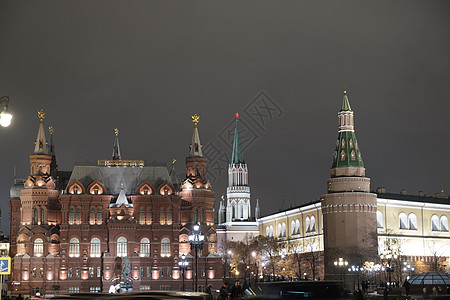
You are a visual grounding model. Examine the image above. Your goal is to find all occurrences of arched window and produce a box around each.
[117,237,127,257]
[266,226,270,237]
[34,208,39,224]
[278,223,282,237]
[160,208,165,225]
[431,215,439,231]
[90,238,101,257]
[295,219,300,234]
[140,238,150,257]
[69,207,74,224]
[161,238,170,257]
[69,238,80,257]
[40,208,45,224]
[270,225,274,237]
[408,213,417,230]
[291,220,296,235]
[34,238,44,257]
[282,222,286,237]
[311,216,316,232]
[399,213,407,229]
[305,217,311,233]
[377,211,384,229]
[440,216,448,232]
[168,208,173,224]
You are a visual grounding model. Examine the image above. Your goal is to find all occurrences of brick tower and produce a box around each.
[321,91,378,275]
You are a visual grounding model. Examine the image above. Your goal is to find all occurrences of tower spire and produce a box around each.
[112,128,121,160]
[34,109,48,154]
[331,90,364,172]
[231,112,244,164]
[189,114,203,157]
[48,125,58,178]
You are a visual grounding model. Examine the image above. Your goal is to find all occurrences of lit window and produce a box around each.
[76,208,81,224]
[160,208,165,225]
[278,223,282,237]
[341,151,345,161]
[341,139,345,148]
[440,216,448,232]
[168,208,173,224]
[161,238,170,257]
[377,211,383,229]
[146,208,151,224]
[282,222,286,237]
[351,150,355,160]
[34,238,44,257]
[140,238,150,257]
[140,208,145,224]
[34,208,39,225]
[399,213,407,229]
[349,139,353,148]
[305,217,311,233]
[97,208,102,224]
[117,237,127,257]
[408,213,417,230]
[90,208,95,224]
[90,237,101,257]
[295,219,300,234]
[291,220,296,235]
[310,216,316,232]
[431,215,439,231]
[69,238,80,257]
[69,207,74,224]
[266,226,270,237]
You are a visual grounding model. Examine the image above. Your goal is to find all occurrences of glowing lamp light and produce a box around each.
[0,96,12,127]
[193,223,200,231]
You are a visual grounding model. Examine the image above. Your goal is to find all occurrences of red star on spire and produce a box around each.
[235,112,239,119]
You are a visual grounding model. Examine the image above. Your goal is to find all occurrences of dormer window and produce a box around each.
[341,151,345,160]
[349,139,353,148]
[351,150,355,160]
[341,139,345,148]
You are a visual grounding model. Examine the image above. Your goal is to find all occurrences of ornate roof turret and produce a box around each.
[331,91,364,170]
[34,109,48,154]
[48,126,58,178]
[111,182,133,208]
[112,128,121,160]
[255,199,260,220]
[48,126,56,156]
[231,112,245,164]
[189,114,203,157]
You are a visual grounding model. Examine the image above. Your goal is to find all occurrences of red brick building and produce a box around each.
[9,112,221,297]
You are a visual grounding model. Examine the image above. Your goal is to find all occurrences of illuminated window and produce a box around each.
[97,208,102,224]
[351,150,355,160]
[76,208,81,224]
[160,208,165,225]
[305,216,311,233]
[266,226,270,237]
[40,208,45,225]
[349,139,353,148]
[341,139,345,148]
[282,222,286,237]
[34,208,39,225]
[431,215,439,231]
[440,216,448,232]
[341,151,345,161]
[291,220,296,235]
[161,238,170,257]
[34,238,44,257]
[90,208,95,224]
[117,237,127,257]
[69,238,80,257]
[399,213,407,229]
[168,208,173,224]
[140,208,145,224]
[90,238,101,257]
[140,238,150,257]
[408,213,417,230]
[377,211,383,229]
[295,219,300,234]
[278,223,282,237]
[310,216,316,232]
[69,207,74,224]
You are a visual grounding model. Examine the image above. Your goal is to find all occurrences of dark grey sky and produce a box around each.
[1,1,449,232]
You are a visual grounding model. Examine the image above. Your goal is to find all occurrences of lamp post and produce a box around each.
[188,223,204,292]
[252,251,258,285]
[178,254,189,291]
[380,249,398,287]
[348,265,364,290]
[402,262,414,281]
[0,96,13,127]
[334,258,348,290]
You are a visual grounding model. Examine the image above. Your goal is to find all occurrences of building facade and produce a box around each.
[9,112,221,297]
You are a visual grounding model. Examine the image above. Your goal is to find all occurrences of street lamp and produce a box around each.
[380,249,398,286]
[402,262,414,280]
[334,258,348,290]
[0,96,13,127]
[348,265,364,290]
[252,251,258,284]
[188,223,204,292]
[178,254,189,291]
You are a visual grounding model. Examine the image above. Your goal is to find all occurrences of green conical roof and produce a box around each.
[331,131,364,169]
[231,120,245,164]
[340,91,352,111]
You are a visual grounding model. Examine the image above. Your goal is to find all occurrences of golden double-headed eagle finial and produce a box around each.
[192,114,200,127]
[172,158,176,165]
[49,126,54,135]
[38,109,45,123]
[114,128,119,136]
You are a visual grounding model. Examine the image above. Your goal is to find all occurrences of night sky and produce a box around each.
[0,1,449,232]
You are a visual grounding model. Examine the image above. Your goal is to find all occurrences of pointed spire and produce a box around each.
[48,126,56,156]
[112,128,121,160]
[255,199,260,220]
[231,112,245,164]
[332,91,364,169]
[189,114,203,156]
[34,109,48,154]
[112,182,132,207]
[341,90,352,111]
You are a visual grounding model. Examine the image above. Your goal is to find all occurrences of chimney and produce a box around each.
[401,189,407,195]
